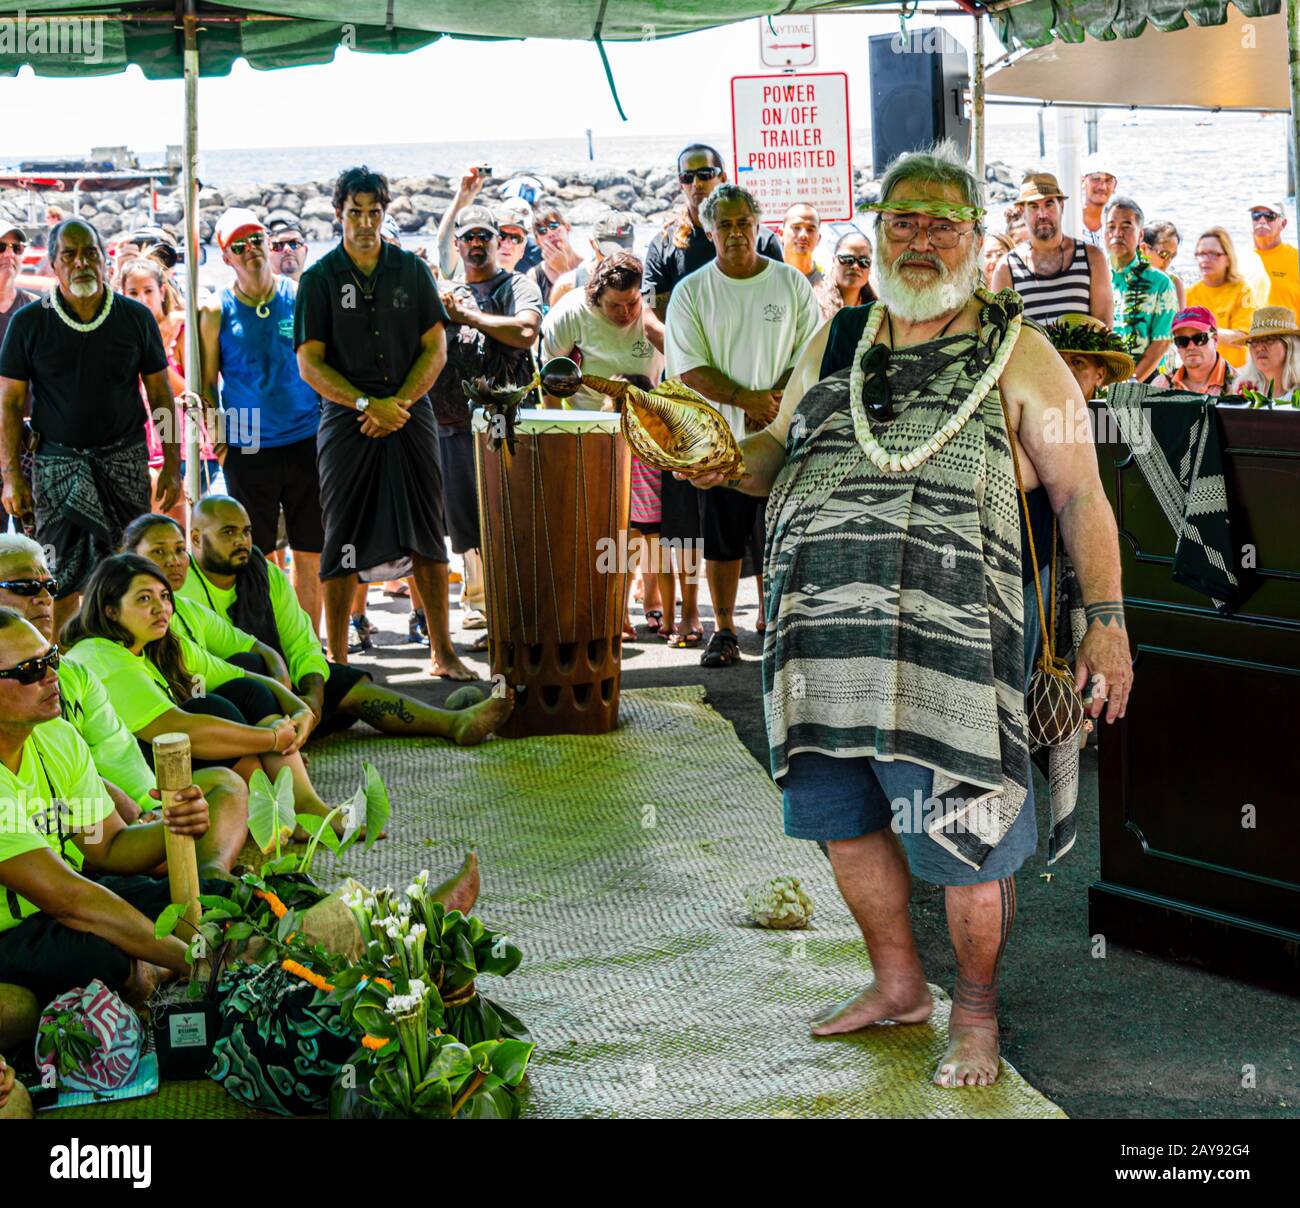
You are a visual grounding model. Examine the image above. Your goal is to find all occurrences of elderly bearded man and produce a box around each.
[689,144,1133,1087]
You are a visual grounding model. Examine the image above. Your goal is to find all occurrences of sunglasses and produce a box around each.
[0,577,58,597]
[458,229,495,244]
[836,254,872,269]
[271,238,304,252]
[536,220,565,233]
[1174,332,1211,348]
[0,645,60,685]
[498,230,526,245]
[0,240,26,255]
[1251,210,1280,223]
[228,233,265,255]
[859,344,893,421]
[678,167,722,185]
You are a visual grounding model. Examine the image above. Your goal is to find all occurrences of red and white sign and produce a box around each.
[731,73,852,223]
[758,15,817,68]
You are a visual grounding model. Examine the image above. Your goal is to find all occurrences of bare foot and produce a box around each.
[430,851,480,914]
[810,980,933,1035]
[934,1017,1000,1088]
[450,689,514,746]
[432,653,478,681]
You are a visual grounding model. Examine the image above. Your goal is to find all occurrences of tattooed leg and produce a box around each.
[935,876,1017,1088]
[339,681,512,745]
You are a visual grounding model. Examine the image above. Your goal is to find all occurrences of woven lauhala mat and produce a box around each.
[301,684,1066,1120]
[42,1078,276,1120]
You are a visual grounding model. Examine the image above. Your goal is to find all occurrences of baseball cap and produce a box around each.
[267,216,305,239]
[1250,201,1286,219]
[592,211,636,255]
[493,197,533,234]
[0,219,25,241]
[454,205,499,238]
[1172,306,1217,334]
[1017,171,1066,204]
[215,207,265,252]
[1081,153,1116,180]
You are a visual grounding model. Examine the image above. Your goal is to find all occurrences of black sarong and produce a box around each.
[316,396,447,579]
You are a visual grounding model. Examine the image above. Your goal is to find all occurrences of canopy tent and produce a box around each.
[989,0,1282,49]
[986,8,1288,109]
[0,0,865,76]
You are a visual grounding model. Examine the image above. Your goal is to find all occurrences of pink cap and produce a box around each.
[1172,306,1216,334]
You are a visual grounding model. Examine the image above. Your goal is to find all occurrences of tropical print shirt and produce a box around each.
[1111,255,1178,360]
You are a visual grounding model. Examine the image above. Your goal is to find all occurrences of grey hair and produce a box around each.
[875,140,986,237]
[1237,334,1300,396]
[49,217,106,258]
[0,534,47,569]
[1104,195,1145,226]
[700,185,762,233]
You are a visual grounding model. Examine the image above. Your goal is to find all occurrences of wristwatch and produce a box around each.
[355,397,370,413]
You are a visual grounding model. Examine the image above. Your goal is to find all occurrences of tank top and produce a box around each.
[1005,238,1093,325]
[218,277,322,450]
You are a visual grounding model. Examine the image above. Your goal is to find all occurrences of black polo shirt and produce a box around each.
[0,289,165,448]
[642,222,785,313]
[293,240,448,401]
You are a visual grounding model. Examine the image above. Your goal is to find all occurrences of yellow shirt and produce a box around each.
[1185,279,1255,368]
[1247,242,1300,318]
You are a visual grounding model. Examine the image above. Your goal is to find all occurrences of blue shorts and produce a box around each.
[780,566,1047,886]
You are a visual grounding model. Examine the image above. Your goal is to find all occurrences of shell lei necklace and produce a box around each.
[848,288,1023,473]
[50,286,112,333]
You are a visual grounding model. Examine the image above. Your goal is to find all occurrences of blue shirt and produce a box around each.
[218,276,321,449]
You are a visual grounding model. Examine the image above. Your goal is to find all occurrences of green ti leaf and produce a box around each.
[154,901,185,939]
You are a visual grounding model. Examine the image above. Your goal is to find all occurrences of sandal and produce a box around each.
[700,629,740,667]
[669,627,704,648]
[469,632,491,653]
[643,609,664,635]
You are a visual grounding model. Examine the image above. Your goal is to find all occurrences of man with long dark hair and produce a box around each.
[294,166,472,680]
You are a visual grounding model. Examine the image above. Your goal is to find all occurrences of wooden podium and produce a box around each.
[1089,402,1300,994]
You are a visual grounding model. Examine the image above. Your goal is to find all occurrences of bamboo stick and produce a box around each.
[153,733,200,933]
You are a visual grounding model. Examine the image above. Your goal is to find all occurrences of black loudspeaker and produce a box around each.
[869,28,970,177]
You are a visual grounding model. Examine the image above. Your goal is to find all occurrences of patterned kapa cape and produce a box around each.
[763,288,1085,869]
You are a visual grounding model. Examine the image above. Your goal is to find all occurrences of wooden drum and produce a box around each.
[473,408,631,738]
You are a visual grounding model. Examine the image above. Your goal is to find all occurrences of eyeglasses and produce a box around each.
[836,253,872,269]
[678,167,722,185]
[1251,210,1280,223]
[270,238,304,252]
[498,230,526,245]
[1194,250,1226,261]
[1174,332,1212,348]
[0,645,60,685]
[536,220,565,232]
[0,240,26,255]
[0,577,58,597]
[458,229,494,244]
[228,234,265,255]
[880,215,969,250]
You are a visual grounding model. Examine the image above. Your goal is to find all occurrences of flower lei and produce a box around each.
[847,288,1022,474]
[49,286,112,334]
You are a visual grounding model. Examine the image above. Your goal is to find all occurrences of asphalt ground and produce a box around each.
[352,573,1299,1122]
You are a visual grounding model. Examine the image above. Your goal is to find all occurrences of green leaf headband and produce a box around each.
[861,197,986,222]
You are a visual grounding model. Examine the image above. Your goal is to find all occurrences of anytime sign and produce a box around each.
[731,73,852,223]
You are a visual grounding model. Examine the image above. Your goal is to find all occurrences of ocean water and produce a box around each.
[188,111,1292,289]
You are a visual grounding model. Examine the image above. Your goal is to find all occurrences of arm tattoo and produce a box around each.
[1085,599,1126,630]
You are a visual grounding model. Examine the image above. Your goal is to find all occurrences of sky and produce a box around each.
[0,11,1023,157]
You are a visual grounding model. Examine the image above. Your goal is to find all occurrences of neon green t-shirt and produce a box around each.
[171,594,257,660]
[178,559,329,687]
[64,636,244,735]
[58,658,157,809]
[0,718,116,932]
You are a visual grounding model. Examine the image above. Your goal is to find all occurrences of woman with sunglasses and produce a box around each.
[1140,221,1185,311]
[1234,306,1300,401]
[1151,307,1236,395]
[1184,227,1254,369]
[525,203,582,312]
[817,230,876,321]
[62,554,354,838]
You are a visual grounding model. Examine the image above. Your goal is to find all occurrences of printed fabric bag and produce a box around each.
[36,978,142,1092]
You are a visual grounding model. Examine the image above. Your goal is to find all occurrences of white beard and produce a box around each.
[68,276,99,298]
[875,244,981,323]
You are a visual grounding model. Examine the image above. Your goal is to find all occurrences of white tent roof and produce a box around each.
[986,10,1287,111]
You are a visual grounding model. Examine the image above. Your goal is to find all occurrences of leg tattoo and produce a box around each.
[354,696,418,728]
[951,877,1016,1020]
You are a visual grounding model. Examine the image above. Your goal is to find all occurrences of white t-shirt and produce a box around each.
[664,258,822,440]
[540,289,659,407]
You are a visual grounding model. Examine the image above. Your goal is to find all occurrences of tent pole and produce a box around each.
[972,11,985,181]
[1290,0,1300,203]
[181,2,201,532]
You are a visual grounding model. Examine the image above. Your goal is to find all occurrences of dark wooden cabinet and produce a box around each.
[1089,403,1300,993]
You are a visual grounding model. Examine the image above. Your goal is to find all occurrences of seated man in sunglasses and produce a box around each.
[0,608,235,1007]
[1151,307,1236,395]
[686,143,1132,1091]
[0,533,249,850]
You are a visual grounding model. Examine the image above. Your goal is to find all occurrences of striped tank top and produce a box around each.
[1005,238,1093,324]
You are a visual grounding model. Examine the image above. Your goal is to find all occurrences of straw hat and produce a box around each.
[1042,313,1135,386]
[1243,306,1300,342]
[1017,171,1067,204]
